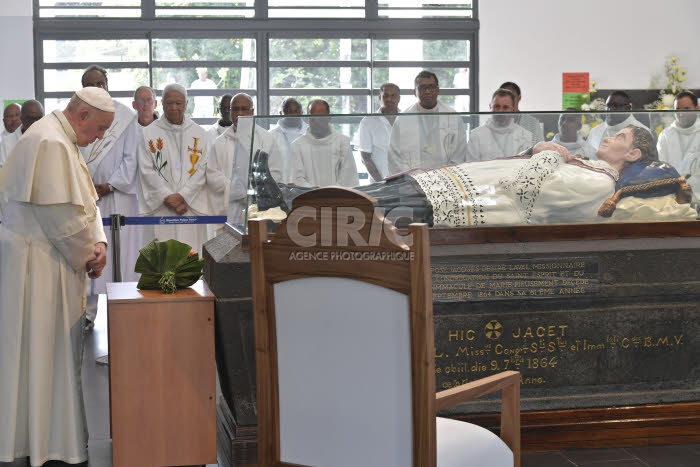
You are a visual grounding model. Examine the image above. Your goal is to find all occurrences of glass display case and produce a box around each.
[221,110,700,236]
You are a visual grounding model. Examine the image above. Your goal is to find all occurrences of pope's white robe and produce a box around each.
[586,115,650,150]
[467,119,533,161]
[388,101,467,175]
[81,101,143,295]
[207,118,281,227]
[290,127,359,188]
[0,110,107,466]
[270,119,308,183]
[0,127,22,169]
[137,116,211,253]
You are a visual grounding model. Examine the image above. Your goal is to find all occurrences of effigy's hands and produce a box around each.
[533,141,578,162]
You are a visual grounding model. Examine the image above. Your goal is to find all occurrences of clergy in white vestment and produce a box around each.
[0,100,44,169]
[290,99,359,188]
[270,97,308,183]
[137,83,212,254]
[656,90,700,194]
[586,91,650,150]
[0,87,113,466]
[207,93,233,141]
[387,71,467,175]
[550,111,598,161]
[499,81,546,146]
[80,66,144,302]
[467,88,533,162]
[207,92,281,227]
[0,102,21,143]
[356,82,400,182]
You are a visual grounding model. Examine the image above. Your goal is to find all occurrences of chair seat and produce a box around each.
[436,416,513,467]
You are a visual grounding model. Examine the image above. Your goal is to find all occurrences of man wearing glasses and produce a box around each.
[586,90,649,150]
[387,70,467,175]
[207,92,281,225]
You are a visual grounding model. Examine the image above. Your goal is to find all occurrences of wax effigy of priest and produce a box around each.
[247,126,696,227]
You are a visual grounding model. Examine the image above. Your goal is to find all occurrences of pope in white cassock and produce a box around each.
[290,99,358,188]
[137,83,212,253]
[0,87,114,466]
[207,92,281,227]
[656,91,700,195]
[80,66,143,299]
[387,71,467,175]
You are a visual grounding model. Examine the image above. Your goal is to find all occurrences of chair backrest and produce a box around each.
[249,187,436,467]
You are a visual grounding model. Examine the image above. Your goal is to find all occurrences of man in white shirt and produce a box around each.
[468,88,533,161]
[657,90,700,192]
[387,70,467,175]
[190,68,217,118]
[207,92,280,226]
[270,97,308,183]
[0,103,20,141]
[0,100,44,168]
[586,91,649,149]
[290,99,358,188]
[137,83,212,253]
[79,65,143,307]
[207,93,233,140]
[357,82,400,182]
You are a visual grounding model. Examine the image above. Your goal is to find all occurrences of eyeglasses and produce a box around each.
[606,102,630,110]
[416,84,438,92]
[231,106,253,111]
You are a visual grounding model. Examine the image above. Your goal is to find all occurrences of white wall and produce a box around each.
[0,2,34,105]
[479,0,700,111]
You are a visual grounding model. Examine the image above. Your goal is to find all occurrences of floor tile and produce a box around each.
[562,448,636,465]
[522,450,574,467]
[625,444,700,467]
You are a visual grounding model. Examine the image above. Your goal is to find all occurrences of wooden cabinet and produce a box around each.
[106,281,216,467]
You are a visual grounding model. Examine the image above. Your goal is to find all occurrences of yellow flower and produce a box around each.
[581,115,587,124]
[671,56,677,62]
[680,76,686,82]
[655,124,664,137]
[590,121,600,129]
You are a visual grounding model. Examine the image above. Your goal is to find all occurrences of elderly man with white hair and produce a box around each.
[137,83,212,253]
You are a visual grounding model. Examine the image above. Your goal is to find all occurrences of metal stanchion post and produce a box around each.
[97,214,124,366]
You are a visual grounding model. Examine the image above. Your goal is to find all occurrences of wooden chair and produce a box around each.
[249,187,520,467]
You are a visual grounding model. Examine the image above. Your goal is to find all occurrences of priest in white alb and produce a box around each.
[137,83,212,253]
[290,99,358,188]
[0,87,114,466]
[207,92,281,227]
[387,70,467,175]
[80,65,144,304]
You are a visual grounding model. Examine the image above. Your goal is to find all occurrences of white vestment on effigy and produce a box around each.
[411,150,619,226]
[388,101,467,175]
[137,116,211,253]
[290,127,359,188]
[0,110,108,466]
[207,118,281,226]
[467,119,533,162]
[81,100,143,293]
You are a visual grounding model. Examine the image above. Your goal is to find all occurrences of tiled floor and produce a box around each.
[2,295,698,467]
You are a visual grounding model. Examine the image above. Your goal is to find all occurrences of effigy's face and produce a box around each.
[597,127,634,165]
